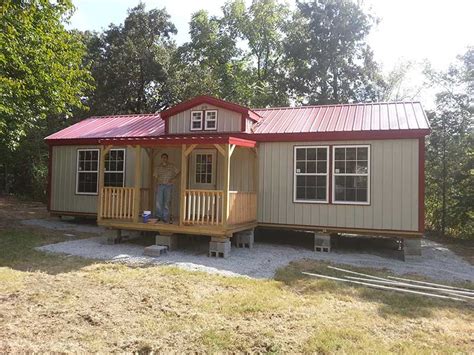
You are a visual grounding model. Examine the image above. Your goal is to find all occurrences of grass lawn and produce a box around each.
[0,197,473,353]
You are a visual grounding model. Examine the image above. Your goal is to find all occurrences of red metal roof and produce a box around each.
[45,101,430,144]
[45,113,163,141]
[251,102,429,134]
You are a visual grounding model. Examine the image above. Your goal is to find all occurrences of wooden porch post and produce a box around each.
[97,145,112,222]
[223,144,231,226]
[133,145,142,223]
[179,144,187,226]
[148,148,155,212]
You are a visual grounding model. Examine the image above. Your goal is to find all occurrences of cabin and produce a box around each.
[45,96,430,258]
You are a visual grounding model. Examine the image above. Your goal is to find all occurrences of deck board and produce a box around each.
[98,219,257,237]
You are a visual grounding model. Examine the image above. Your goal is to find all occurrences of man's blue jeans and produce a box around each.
[156,184,172,222]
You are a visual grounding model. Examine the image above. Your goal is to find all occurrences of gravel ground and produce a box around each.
[35,225,474,282]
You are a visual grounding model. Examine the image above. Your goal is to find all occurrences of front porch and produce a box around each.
[96,137,258,239]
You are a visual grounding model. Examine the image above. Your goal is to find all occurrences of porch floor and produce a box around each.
[98,219,257,238]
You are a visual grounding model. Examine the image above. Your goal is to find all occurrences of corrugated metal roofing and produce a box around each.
[252,102,429,134]
[45,113,163,140]
[45,101,430,142]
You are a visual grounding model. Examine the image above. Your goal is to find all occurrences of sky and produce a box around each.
[67,0,473,105]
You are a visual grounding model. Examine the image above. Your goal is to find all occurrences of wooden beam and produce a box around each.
[96,146,107,222]
[223,144,231,226]
[149,148,155,213]
[214,144,226,157]
[179,144,187,226]
[229,144,236,158]
[133,145,142,223]
[103,145,113,155]
[184,144,197,157]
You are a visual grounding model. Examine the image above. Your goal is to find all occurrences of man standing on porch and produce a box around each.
[153,153,180,223]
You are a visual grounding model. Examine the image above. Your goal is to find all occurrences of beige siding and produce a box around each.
[257,139,419,232]
[51,145,162,214]
[51,145,254,216]
[168,104,242,134]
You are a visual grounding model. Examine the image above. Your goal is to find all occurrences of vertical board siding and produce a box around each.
[257,139,419,232]
[168,104,242,134]
[51,145,169,215]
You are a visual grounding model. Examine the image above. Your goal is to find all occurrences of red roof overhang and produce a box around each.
[160,95,262,122]
[96,135,257,148]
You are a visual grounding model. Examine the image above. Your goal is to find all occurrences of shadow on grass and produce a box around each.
[275,259,472,319]
[0,227,97,275]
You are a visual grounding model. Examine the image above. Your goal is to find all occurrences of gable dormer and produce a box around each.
[160,96,261,135]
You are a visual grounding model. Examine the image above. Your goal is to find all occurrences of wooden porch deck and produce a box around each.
[99,219,258,238]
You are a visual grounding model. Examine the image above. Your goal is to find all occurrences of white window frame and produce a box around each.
[332,145,371,205]
[76,148,99,195]
[193,150,216,186]
[293,145,330,204]
[204,110,218,131]
[190,110,203,131]
[104,148,126,187]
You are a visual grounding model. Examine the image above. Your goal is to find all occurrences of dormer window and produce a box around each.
[190,110,218,131]
[205,110,217,130]
[190,111,203,130]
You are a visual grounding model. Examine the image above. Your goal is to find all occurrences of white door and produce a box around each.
[189,149,217,190]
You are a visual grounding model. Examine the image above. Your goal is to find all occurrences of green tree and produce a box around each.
[0,0,93,196]
[168,10,254,105]
[86,3,176,115]
[0,0,92,150]
[222,0,290,107]
[425,48,473,239]
[284,0,383,104]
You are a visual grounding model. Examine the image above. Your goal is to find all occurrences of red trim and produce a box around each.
[233,129,430,142]
[47,145,53,212]
[46,129,430,147]
[418,137,425,233]
[160,95,261,121]
[46,138,101,146]
[241,113,246,132]
[97,135,257,148]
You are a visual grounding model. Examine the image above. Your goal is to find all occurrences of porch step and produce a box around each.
[144,245,168,257]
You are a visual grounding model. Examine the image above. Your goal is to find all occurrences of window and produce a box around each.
[190,111,203,130]
[333,145,370,204]
[104,149,125,187]
[294,146,329,203]
[76,149,99,194]
[195,153,214,184]
[204,110,217,130]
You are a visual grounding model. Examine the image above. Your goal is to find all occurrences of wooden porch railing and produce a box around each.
[99,187,150,220]
[228,191,257,225]
[183,189,224,225]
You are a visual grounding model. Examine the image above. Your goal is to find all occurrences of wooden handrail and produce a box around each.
[183,189,224,225]
[100,187,135,219]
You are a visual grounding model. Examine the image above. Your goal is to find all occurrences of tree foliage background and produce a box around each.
[0,0,472,238]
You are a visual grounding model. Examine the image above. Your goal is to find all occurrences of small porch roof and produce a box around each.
[98,134,257,148]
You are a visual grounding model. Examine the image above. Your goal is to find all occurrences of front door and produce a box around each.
[189,149,217,190]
